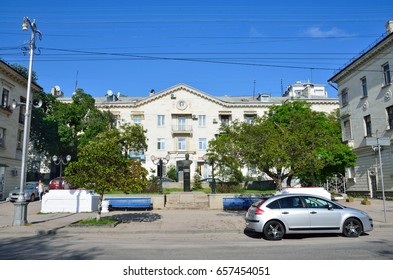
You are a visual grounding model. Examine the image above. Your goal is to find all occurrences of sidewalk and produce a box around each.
[0,198,392,236]
[0,200,246,235]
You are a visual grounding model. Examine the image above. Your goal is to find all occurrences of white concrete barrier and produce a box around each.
[41,189,99,213]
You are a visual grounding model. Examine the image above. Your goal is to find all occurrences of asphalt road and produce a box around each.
[1,223,392,260]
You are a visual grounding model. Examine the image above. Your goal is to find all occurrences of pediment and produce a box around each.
[140,83,224,106]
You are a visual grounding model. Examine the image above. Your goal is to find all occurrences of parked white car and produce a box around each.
[278,187,332,200]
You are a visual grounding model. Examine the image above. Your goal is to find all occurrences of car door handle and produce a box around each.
[310,211,317,214]
[282,211,289,214]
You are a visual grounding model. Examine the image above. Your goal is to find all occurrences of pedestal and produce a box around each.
[12,200,29,226]
[101,200,110,213]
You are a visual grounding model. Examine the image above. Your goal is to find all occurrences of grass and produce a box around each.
[76,217,118,225]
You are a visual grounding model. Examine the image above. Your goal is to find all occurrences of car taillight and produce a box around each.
[255,207,264,215]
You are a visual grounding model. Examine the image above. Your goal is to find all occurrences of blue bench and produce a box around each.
[223,197,261,210]
[104,197,152,210]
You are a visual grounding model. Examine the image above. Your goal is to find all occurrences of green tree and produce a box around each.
[31,88,115,160]
[209,100,356,191]
[65,124,148,220]
[11,63,38,82]
[207,126,244,183]
[166,164,177,181]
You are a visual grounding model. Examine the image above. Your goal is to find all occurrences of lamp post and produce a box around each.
[203,154,216,194]
[52,155,71,188]
[12,17,42,226]
[151,154,170,195]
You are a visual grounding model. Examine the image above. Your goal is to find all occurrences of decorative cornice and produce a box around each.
[0,60,42,92]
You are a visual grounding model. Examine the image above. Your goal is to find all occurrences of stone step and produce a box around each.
[165,192,209,209]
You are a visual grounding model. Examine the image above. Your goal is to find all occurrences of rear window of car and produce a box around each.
[266,200,280,209]
[251,197,270,207]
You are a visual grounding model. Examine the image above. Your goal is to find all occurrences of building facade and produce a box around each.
[329,21,393,198]
[0,60,42,200]
[87,83,339,181]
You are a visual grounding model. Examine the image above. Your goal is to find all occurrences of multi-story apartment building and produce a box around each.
[88,83,338,180]
[0,60,42,200]
[329,21,393,198]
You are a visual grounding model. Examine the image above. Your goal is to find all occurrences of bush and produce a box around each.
[166,164,177,181]
[193,173,203,191]
[216,182,244,193]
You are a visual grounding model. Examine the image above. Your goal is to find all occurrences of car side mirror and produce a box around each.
[327,203,333,210]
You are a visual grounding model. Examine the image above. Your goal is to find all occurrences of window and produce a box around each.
[113,115,121,128]
[220,115,230,125]
[278,196,304,209]
[198,138,207,150]
[364,115,372,137]
[198,115,206,127]
[1,88,9,109]
[343,120,352,141]
[157,115,165,127]
[177,116,186,130]
[244,114,256,124]
[178,137,186,151]
[387,106,393,129]
[17,130,23,150]
[0,128,5,147]
[383,63,391,85]
[361,77,368,97]
[157,138,165,150]
[133,115,142,124]
[18,96,26,124]
[341,89,348,106]
[128,150,145,162]
[303,196,341,209]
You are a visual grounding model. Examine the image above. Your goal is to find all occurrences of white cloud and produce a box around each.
[304,27,350,38]
[249,27,264,37]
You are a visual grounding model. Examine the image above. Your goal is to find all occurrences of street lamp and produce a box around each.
[151,154,170,195]
[13,17,42,226]
[203,154,217,194]
[52,155,71,188]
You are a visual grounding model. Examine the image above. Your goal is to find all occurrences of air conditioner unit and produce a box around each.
[213,118,217,123]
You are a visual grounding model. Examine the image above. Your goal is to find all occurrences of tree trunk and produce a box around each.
[287,173,293,187]
[96,194,103,221]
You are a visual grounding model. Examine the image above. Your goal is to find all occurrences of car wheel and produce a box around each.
[30,194,35,202]
[263,220,285,241]
[343,218,362,237]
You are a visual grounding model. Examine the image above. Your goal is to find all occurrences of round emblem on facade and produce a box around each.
[177,100,187,110]
[385,90,392,101]
[362,100,369,110]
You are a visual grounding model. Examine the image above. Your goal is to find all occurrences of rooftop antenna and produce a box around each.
[281,79,283,96]
[253,80,256,99]
[75,70,79,92]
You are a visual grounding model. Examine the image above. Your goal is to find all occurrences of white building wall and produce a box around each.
[94,84,339,181]
[0,61,42,200]
[329,24,393,197]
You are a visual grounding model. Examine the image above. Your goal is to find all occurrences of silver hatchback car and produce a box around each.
[245,193,373,240]
[8,181,39,202]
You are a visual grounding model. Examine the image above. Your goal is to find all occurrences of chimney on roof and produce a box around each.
[386,20,393,35]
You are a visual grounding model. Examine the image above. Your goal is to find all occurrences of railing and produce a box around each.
[172,125,193,133]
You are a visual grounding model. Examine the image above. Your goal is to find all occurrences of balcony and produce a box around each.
[340,106,351,118]
[172,125,193,136]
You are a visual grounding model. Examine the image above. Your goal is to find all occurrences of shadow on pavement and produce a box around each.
[110,212,162,223]
[0,234,100,260]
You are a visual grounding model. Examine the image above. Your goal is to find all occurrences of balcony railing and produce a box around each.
[172,125,193,134]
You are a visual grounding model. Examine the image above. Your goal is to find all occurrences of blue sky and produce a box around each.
[1,0,393,98]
